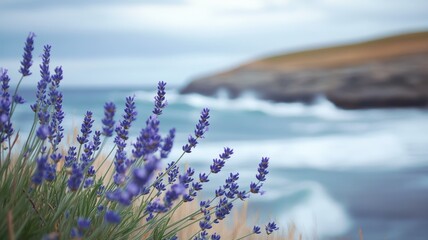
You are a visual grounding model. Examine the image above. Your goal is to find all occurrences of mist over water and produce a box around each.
[14,86,428,239]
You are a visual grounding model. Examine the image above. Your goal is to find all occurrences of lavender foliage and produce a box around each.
[0,34,280,240]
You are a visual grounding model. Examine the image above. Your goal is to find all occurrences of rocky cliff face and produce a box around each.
[180,32,428,109]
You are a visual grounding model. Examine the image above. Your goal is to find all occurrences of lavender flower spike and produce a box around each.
[31,155,48,185]
[265,221,279,235]
[160,128,175,159]
[19,32,35,76]
[1,68,10,98]
[182,108,210,153]
[153,81,167,115]
[105,210,121,224]
[115,96,136,141]
[77,111,94,144]
[102,102,116,137]
[68,163,84,191]
[51,66,63,87]
[256,157,269,182]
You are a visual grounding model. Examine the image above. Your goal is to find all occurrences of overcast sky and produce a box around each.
[1,0,428,87]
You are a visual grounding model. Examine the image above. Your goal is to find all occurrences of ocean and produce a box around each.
[13,86,428,239]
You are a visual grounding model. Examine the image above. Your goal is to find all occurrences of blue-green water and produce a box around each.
[14,86,428,239]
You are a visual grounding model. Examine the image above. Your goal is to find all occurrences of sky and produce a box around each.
[1,0,428,87]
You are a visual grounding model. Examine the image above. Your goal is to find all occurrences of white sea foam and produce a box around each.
[276,181,351,238]
[177,131,426,170]
[134,90,355,120]
[182,92,355,120]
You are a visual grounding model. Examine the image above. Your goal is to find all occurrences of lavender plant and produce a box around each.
[0,33,280,240]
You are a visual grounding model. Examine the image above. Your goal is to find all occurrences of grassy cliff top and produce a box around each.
[240,31,428,72]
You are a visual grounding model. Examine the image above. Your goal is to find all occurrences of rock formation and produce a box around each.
[180,31,428,109]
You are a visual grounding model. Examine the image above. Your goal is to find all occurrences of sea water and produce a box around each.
[13,86,428,239]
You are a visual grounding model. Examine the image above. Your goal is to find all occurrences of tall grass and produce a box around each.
[0,33,281,239]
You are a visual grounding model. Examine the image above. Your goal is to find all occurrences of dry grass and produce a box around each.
[231,31,428,72]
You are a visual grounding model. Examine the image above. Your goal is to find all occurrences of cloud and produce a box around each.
[1,0,428,86]
[0,1,323,35]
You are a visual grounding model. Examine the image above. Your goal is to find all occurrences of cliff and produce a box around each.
[180,31,428,109]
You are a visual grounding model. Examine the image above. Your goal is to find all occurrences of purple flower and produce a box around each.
[49,153,61,164]
[97,186,105,196]
[164,183,185,208]
[253,225,261,234]
[113,172,126,186]
[166,161,179,184]
[109,155,159,205]
[13,95,25,104]
[19,32,35,76]
[256,157,269,182]
[180,168,196,202]
[87,166,95,177]
[64,146,77,167]
[36,124,51,140]
[237,190,249,201]
[102,102,116,137]
[83,177,94,188]
[40,45,51,83]
[132,155,158,187]
[51,66,63,86]
[132,114,161,159]
[48,67,64,147]
[195,108,210,137]
[77,217,91,229]
[215,197,233,220]
[68,163,84,191]
[94,131,102,150]
[44,163,57,182]
[223,173,239,199]
[97,205,104,212]
[0,71,12,143]
[199,173,209,183]
[70,228,81,238]
[265,221,279,235]
[211,233,221,240]
[34,45,51,112]
[250,182,262,194]
[219,147,233,159]
[192,182,203,191]
[200,200,210,209]
[154,176,166,193]
[77,111,94,144]
[125,182,140,196]
[1,68,10,98]
[194,231,209,240]
[182,135,197,153]
[182,108,210,153]
[210,147,233,174]
[199,201,212,233]
[215,187,225,197]
[115,96,137,141]
[153,81,167,115]
[145,198,167,218]
[179,167,194,189]
[105,210,121,224]
[31,155,48,185]
[160,128,175,159]
[199,215,212,230]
